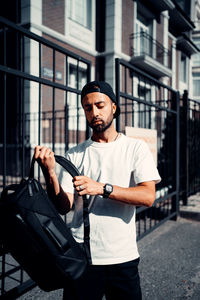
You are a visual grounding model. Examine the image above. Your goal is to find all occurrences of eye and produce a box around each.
[97,103,105,109]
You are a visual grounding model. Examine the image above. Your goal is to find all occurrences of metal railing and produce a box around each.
[0,16,91,298]
[115,58,179,240]
[130,31,172,69]
[180,91,200,204]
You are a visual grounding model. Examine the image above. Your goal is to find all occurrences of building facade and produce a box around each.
[1,0,199,149]
[18,0,199,91]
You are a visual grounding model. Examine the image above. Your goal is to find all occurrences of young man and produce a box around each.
[34,81,161,300]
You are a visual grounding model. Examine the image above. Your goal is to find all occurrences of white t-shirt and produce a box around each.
[60,134,161,265]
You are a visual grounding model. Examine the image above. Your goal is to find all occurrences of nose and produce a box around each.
[92,105,99,118]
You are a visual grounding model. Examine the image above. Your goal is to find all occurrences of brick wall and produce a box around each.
[156,15,163,44]
[122,0,134,56]
[40,33,95,144]
[42,0,65,35]
[156,15,164,64]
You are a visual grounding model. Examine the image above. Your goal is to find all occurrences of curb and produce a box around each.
[179,210,200,222]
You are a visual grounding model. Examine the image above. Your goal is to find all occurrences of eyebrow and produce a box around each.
[83,101,105,107]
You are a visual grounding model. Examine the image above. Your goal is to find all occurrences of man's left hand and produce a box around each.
[73,176,104,196]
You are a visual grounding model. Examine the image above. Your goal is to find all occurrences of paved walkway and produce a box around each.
[18,193,200,300]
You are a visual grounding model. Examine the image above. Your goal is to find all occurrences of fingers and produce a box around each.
[34,146,54,160]
[73,176,85,186]
[34,145,42,159]
[73,176,102,196]
[73,176,85,193]
[34,146,55,173]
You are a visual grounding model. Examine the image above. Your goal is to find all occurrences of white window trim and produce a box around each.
[65,0,96,52]
[192,73,200,99]
[134,2,155,59]
[168,32,176,89]
[179,53,188,93]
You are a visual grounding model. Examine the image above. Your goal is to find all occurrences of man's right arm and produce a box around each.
[34,146,73,215]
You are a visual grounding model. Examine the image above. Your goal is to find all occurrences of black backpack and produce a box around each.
[0,155,91,292]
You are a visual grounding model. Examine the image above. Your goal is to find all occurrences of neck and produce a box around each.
[92,125,118,143]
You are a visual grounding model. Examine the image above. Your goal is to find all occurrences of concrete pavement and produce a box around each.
[18,193,200,300]
[138,217,200,300]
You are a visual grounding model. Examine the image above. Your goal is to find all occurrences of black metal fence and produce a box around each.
[180,91,200,204]
[0,16,91,298]
[115,58,180,239]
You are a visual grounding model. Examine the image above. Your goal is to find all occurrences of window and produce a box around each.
[180,53,187,83]
[192,39,200,67]
[68,64,87,90]
[135,12,153,57]
[193,73,200,97]
[68,0,92,29]
[67,60,87,132]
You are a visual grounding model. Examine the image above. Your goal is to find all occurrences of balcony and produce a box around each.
[169,1,195,37]
[176,34,199,58]
[136,0,175,22]
[130,31,172,78]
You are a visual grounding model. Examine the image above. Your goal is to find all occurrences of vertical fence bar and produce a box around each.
[38,42,42,147]
[37,42,42,180]
[115,58,120,132]
[2,24,7,296]
[174,91,180,219]
[76,60,80,145]
[86,62,91,139]
[52,49,56,152]
[3,27,7,189]
[21,77,25,178]
[182,90,189,205]
[125,66,127,126]
[21,33,25,178]
[65,56,69,151]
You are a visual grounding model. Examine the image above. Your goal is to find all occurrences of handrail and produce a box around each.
[130,31,172,67]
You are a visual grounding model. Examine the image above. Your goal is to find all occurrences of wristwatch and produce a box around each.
[103,183,113,198]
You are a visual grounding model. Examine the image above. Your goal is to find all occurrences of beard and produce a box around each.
[88,117,113,133]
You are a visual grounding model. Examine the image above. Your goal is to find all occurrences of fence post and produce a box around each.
[171,91,180,220]
[115,58,120,132]
[182,90,189,205]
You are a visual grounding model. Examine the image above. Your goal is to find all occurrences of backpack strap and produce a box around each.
[54,155,91,263]
[29,155,91,264]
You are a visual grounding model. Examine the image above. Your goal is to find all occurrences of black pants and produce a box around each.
[63,258,142,300]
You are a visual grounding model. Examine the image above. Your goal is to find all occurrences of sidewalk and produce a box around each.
[19,194,200,300]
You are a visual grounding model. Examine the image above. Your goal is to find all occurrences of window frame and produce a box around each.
[65,0,95,52]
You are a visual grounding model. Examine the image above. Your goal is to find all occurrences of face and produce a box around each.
[82,92,117,133]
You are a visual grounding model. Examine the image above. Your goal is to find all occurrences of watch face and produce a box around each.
[104,184,113,198]
[106,185,113,193]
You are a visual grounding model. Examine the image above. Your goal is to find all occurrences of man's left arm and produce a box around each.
[108,181,155,207]
[73,176,156,207]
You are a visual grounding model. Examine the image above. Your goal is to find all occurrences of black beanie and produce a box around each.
[81,81,120,118]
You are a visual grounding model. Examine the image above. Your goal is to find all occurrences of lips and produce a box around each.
[92,119,103,125]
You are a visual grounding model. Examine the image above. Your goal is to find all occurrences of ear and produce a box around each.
[112,103,117,115]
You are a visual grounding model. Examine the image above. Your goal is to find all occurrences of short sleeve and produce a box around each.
[133,140,161,185]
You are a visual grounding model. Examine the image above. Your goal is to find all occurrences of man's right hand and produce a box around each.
[34,146,73,214]
[34,146,56,177]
